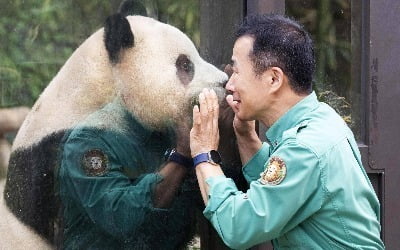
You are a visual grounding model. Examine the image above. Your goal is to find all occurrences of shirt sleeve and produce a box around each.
[242,142,271,183]
[203,140,324,250]
[59,128,165,240]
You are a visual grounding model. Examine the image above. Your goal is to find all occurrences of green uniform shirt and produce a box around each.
[204,92,384,250]
[59,100,196,249]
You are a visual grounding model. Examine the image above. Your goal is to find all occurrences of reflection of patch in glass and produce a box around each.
[259,156,286,185]
[82,149,109,176]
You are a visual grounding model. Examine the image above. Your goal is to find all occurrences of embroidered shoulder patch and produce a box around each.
[259,156,286,185]
[82,149,109,176]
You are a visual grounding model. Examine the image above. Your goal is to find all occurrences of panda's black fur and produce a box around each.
[104,13,135,64]
[5,131,65,244]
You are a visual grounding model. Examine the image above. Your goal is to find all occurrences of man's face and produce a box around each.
[225,36,270,121]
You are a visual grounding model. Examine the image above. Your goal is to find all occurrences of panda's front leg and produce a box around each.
[153,117,192,208]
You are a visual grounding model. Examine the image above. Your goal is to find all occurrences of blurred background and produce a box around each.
[0,0,357,184]
[0,0,354,130]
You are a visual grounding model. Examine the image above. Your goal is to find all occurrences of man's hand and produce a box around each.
[190,88,224,205]
[190,89,220,157]
[226,94,257,137]
[226,94,262,165]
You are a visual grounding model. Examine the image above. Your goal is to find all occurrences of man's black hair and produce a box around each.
[235,14,315,94]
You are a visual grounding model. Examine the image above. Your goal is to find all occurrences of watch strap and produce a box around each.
[166,148,193,168]
[192,153,210,167]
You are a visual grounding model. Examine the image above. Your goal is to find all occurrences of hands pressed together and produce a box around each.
[188,88,262,204]
[190,88,262,170]
[190,88,258,157]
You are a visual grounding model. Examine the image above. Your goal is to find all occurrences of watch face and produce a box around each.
[209,150,222,164]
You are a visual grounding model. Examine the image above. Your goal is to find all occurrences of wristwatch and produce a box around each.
[193,150,222,167]
[164,148,193,168]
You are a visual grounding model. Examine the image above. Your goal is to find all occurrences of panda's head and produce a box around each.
[104,14,228,129]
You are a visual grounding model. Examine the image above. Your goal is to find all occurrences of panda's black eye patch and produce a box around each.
[176,54,194,85]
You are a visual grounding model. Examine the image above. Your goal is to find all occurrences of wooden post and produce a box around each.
[199,1,244,249]
[0,136,11,178]
[0,107,30,178]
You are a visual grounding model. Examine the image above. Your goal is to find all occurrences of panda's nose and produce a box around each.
[222,79,228,88]
[222,63,233,88]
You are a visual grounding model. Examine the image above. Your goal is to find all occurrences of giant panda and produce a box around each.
[1,12,230,249]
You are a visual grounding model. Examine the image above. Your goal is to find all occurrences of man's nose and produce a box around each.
[224,76,234,91]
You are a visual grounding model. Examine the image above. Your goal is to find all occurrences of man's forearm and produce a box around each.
[195,162,225,204]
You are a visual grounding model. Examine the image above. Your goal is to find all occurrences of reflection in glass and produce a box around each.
[1,1,202,249]
[286,0,361,140]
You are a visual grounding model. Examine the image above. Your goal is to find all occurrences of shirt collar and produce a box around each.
[265,91,319,146]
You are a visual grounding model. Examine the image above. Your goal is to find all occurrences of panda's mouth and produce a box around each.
[189,87,226,108]
[190,96,200,108]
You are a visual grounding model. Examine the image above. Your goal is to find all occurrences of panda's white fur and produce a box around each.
[116,17,227,129]
[12,29,113,150]
[12,15,226,150]
[3,15,227,247]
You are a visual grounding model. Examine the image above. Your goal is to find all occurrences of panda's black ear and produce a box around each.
[118,0,147,17]
[104,13,134,64]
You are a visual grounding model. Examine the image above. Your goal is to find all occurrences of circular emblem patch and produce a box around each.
[82,149,109,176]
[259,156,286,185]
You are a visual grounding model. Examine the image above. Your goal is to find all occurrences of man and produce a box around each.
[190,14,384,249]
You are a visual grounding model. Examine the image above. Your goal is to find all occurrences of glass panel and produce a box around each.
[286,0,361,140]
[1,0,201,249]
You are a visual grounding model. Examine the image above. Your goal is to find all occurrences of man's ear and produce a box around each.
[263,67,284,92]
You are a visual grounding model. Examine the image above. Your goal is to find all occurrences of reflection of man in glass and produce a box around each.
[59,100,196,249]
[190,14,384,249]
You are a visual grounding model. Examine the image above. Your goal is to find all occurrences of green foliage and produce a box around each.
[0,0,199,108]
[318,89,354,129]
[131,0,200,47]
[0,1,121,108]
[156,0,200,47]
[286,0,351,95]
